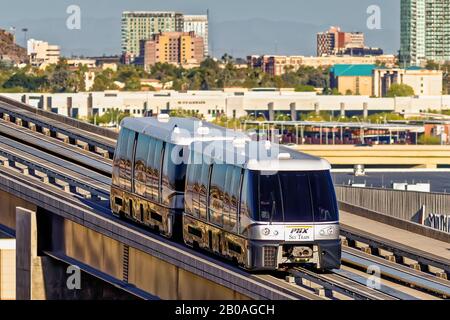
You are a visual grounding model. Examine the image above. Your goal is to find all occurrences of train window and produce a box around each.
[162,143,187,206]
[185,164,194,215]
[229,167,241,230]
[240,170,258,221]
[222,166,233,228]
[258,173,284,222]
[223,166,240,232]
[119,129,135,191]
[278,172,313,222]
[134,134,150,196]
[185,164,200,217]
[145,137,162,201]
[112,128,128,186]
[251,171,337,223]
[309,172,338,222]
[209,164,226,226]
[199,163,210,220]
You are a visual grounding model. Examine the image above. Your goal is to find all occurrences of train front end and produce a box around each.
[241,157,341,271]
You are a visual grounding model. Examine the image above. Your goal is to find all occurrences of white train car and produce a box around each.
[111,116,341,271]
[183,139,341,271]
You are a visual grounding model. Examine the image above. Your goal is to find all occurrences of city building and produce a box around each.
[183,15,209,56]
[27,39,60,69]
[121,11,209,62]
[329,64,444,97]
[330,64,376,96]
[121,11,184,61]
[400,0,450,66]
[340,47,384,56]
[139,31,204,70]
[373,66,443,97]
[5,90,450,122]
[248,55,397,76]
[66,59,97,69]
[317,26,365,56]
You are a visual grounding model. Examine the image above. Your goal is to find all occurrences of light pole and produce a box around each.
[22,28,28,47]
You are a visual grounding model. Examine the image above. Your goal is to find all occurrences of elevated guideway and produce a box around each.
[0,131,318,300]
[340,211,450,278]
[1,95,450,300]
[0,95,117,159]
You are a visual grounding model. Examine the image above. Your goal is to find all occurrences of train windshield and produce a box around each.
[243,170,338,223]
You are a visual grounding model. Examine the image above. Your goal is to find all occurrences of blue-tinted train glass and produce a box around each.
[247,170,338,223]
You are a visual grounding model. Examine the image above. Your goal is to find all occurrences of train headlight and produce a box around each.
[319,226,335,236]
[273,230,279,236]
[262,228,271,236]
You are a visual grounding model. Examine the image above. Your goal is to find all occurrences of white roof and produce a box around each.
[189,140,331,172]
[120,116,249,146]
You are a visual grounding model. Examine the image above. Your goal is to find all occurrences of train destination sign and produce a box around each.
[285,226,314,241]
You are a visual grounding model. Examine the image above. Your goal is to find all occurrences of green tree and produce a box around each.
[386,83,415,97]
[2,72,47,91]
[295,84,316,92]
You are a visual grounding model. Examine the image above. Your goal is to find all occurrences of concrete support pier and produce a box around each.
[16,207,44,300]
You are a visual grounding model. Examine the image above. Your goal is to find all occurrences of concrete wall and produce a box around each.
[0,189,36,230]
[53,216,250,300]
[15,208,137,300]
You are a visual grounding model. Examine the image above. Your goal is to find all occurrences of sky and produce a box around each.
[0,0,401,58]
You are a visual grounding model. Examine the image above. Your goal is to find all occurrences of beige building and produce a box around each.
[248,55,397,76]
[140,31,204,70]
[66,59,96,69]
[27,39,60,69]
[0,238,15,300]
[373,67,443,97]
[335,76,373,96]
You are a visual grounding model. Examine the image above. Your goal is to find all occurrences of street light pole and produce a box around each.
[22,28,28,47]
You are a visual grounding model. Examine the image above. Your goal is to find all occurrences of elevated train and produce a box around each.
[111,116,341,271]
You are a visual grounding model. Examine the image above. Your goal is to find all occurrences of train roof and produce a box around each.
[189,140,331,172]
[121,116,330,171]
[120,116,249,145]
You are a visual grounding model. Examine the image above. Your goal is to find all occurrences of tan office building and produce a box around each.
[140,31,204,70]
[27,39,60,69]
[373,67,443,97]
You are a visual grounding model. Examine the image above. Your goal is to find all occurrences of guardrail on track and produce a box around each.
[0,95,118,140]
[336,185,450,224]
[339,201,450,243]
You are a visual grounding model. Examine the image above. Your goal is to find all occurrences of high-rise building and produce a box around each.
[139,31,204,70]
[317,27,365,56]
[121,11,209,63]
[183,15,209,57]
[400,0,450,66]
[121,11,184,60]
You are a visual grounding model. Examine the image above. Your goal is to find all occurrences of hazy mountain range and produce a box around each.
[0,0,401,58]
